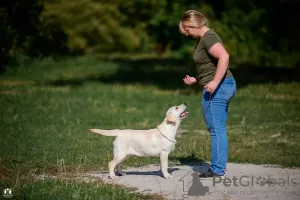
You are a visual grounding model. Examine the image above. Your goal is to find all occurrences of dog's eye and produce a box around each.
[176,107,178,110]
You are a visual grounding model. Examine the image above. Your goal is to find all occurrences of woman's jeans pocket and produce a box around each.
[220,77,236,102]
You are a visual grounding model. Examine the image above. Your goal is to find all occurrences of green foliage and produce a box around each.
[40,0,142,53]
[1,0,300,69]
[211,8,268,65]
[0,0,44,66]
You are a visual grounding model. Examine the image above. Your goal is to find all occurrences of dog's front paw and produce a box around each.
[109,175,119,180]
[163,173,173,179]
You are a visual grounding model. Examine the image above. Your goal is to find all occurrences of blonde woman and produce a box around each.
[179,10,236,179]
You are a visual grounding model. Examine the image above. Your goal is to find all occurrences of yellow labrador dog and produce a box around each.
[89,103,190,179]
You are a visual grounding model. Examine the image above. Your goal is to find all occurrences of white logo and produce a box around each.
[3,188,13,198]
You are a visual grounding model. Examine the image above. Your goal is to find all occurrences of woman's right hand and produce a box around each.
[183,75,197,85]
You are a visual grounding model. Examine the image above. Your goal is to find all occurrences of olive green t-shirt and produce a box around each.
[193,29,233,86]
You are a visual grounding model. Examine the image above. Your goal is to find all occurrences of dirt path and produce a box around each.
[88,162,300,200]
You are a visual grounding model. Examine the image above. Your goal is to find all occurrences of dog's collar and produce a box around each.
[156,127,177,143]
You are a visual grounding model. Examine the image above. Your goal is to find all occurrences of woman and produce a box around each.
[179,10,236,179]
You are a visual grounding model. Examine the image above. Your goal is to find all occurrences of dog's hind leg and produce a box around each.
[116,155,131,176]
[108,154,127,179]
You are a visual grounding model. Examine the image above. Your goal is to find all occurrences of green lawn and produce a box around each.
[1,55,300,199]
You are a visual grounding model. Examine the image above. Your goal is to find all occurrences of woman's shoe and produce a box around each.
[199,168,225,179]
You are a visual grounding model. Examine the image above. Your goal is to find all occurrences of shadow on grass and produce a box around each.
[124,168,180,177]
[40,57,300,92]
[120,153,206,176]
[171,153,206,166]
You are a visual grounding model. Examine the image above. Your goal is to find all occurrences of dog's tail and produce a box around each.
[89,129,120,136]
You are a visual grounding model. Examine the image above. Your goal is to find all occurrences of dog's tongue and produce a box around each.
[180,112,189,117]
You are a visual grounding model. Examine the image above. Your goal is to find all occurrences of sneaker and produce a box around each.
[199,168,225,179]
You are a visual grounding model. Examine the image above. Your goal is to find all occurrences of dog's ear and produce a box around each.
[166,113,176,125]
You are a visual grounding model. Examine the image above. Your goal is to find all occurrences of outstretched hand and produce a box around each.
[183,75,197,85]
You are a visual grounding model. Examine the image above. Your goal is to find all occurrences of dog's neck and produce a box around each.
[157,120,181,139]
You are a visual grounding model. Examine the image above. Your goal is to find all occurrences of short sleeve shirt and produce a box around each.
[193,29,233,86]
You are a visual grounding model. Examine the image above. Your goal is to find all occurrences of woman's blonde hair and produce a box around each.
[179,10,208,35]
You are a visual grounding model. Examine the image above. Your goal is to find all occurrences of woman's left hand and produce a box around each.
[204,80,219,93]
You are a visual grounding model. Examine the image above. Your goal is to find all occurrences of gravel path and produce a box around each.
[88,162,300,200]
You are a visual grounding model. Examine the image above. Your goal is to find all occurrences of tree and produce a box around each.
[40,0,143,53]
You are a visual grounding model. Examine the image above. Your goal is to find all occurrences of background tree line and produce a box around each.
[1,0,299,70]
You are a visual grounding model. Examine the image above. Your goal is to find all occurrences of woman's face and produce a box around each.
[182,22,199,38]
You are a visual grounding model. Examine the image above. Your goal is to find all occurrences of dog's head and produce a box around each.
[165,103,190,126]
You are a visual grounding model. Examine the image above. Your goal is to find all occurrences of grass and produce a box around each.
[0,179,164,200]
[1,55,300,199]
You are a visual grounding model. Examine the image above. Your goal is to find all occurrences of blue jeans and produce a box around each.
[202,77,236,175]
